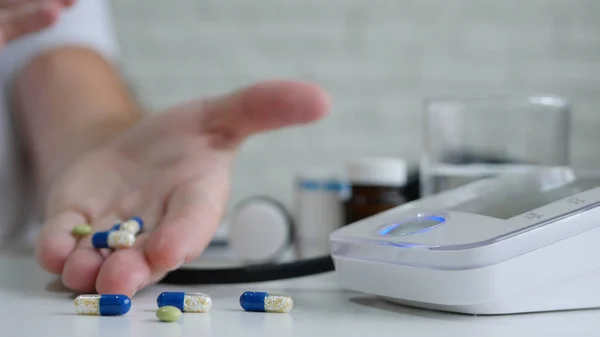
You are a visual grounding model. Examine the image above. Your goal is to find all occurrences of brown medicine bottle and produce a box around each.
[343,158,408,225]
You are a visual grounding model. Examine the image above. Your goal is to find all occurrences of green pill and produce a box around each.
[71,224,92,237]
[156,306,182,322]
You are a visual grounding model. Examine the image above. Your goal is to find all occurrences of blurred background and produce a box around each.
[109,0,600,211]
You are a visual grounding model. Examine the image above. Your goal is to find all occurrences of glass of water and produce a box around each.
[420,94,572,197]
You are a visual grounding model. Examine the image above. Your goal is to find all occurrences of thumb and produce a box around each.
[199,80,330,149]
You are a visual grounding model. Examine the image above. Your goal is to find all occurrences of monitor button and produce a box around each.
[378,215,445,236]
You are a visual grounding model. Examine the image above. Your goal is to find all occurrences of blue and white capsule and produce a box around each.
[157,292,212,313]
[74,294,131,316]
[239,291,293,313]
[92,230,135,249]
[110,221,121,231]
[111,217,144,234]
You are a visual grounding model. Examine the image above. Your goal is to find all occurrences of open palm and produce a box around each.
[34,80,330,295]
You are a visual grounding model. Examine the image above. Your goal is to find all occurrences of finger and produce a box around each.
[61,243,104,293]
[144,168,230,271]
[61,214,123,293]
[95,241,152,297]
[199,80,330,148]
[96,232,168,296]
[61,0,75,7]
[0,1,60,44]
[34,210,87,274]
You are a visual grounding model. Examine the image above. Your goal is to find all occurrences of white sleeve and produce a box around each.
[0,0,121,249]
[0,0,120,85]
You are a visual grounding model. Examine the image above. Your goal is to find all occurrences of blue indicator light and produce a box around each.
[378,215,446,236]
[379,224,400,235]
[427,215,446,223]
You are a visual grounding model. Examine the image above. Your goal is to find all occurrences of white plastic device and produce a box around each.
[330,167,600,315]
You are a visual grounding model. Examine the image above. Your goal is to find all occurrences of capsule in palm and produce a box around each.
[156,292,212,313]
[110,222,120,231]
[111,216,144,234]
[74,294,131,316]
[239,291,293,313]
[92,230,135,249]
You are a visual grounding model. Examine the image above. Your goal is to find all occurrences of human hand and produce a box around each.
[0,0,74,46]
[34,80,330,295]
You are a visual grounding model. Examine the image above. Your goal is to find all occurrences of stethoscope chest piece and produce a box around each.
[227,196,293,264]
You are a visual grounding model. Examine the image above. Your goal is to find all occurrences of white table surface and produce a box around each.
[2,252,600,337]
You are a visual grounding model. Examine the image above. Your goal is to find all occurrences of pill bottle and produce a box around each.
[293,169,348,259]
[344,157,408,225]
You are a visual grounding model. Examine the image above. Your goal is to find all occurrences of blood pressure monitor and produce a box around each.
[330,167,600,315]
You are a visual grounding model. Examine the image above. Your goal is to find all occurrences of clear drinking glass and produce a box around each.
[420,94,572,197]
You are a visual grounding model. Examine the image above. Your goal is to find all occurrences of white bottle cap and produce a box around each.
[346,157,408,186]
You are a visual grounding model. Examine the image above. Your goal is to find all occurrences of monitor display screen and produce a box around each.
[447,176,600,220]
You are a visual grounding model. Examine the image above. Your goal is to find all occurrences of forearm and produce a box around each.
[11,46,142,194]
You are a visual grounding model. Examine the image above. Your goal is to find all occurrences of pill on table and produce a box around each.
[156,291,212,313]
[74,294,131,316]
[239,291,293,313]
[156,305,182,322]
[71,224,92,237]
[92,230,135,249]
[111,216,144,234]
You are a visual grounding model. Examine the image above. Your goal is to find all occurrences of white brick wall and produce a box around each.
[110,0,600,209]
